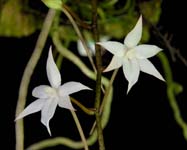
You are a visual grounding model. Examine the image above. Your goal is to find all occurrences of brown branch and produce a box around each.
[151,24,187,66]
[91,0,105,150]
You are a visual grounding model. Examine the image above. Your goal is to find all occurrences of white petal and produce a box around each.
[41,98,58,135]
[138,59,165,81]
[134,44,162,59]
[122,58,140,94]
[124,15,142,48]
[47,46,61,88]
[32,85,54,99]
[97,41,126,57]
[58,96,75,110]
[104,56,123,72]
[58,82,91,96]
[15,99,45,120]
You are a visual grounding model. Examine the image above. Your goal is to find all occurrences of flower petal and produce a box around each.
[134,44,162,59]
[124,15,142,48]
[41,98,58,135]
[58,96,75,110]
[32,85,54,98]
[122,58,140,94]
[104,56,123,72]
[47,46,61,88]
[138,59,165,81]
[58,82,91,96]
[97,41,126,57]
[15,99,45,120]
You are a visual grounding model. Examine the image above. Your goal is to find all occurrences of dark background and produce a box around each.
[1,0,187,149]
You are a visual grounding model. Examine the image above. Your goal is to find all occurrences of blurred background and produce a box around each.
[1,0,187,149]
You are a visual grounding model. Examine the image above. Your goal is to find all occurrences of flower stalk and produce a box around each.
[70,110,89,150]
[61,4,96,72]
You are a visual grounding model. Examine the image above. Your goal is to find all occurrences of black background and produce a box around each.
[2,0,187,149]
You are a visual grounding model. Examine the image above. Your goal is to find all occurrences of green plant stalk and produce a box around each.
[158,52,187,140]
[91,0,105,149]
[90,69,118,134]
[56,54,63,70]
[15,9,56,150]
[26,136,95,150]
[61,5,96,72]
[70,97,95,115]
[70,110,89,150]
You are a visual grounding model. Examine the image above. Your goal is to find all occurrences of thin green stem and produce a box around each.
[158,52,187,140]
[61,5,96,72]
[100,69,118,116]
[56,54,63,70]
[15,9,56,150]
[90,69,118,134]
[70,97,95,115]
[70,110,89,150]
[92,0,105,149]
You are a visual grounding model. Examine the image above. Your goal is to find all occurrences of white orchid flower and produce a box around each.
[97,15,165,93]
[15,47,91,135]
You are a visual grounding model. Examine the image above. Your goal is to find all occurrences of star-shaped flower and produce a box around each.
[97,15,165,93]
[15,47,91,135]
